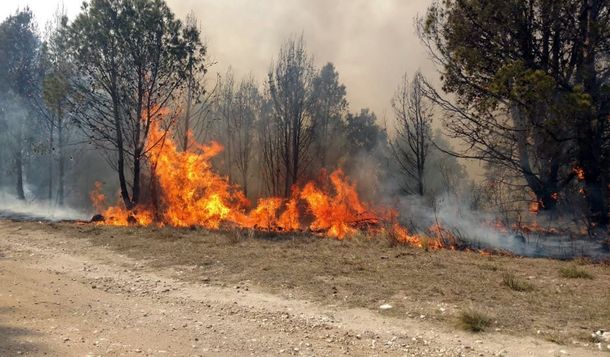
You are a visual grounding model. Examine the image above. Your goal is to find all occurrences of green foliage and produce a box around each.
[0,8,39,98]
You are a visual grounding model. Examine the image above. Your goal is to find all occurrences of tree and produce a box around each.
[231,77,261,197]
[309,63,348,172]
[345,109,387,155]
[68,0,206,209]
[0,8,39,200]
[343,108,392,199]
[212,71,261,196]
[390,71,433,196]
[35,6,74,205]
[419,0,610,226]
[267,35,315,197]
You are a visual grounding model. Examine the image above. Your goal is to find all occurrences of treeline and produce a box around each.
[0,1,465,213]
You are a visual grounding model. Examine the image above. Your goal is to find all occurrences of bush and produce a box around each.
[502,272,534,292]
[559,266,593,279]
[459,309,491,332]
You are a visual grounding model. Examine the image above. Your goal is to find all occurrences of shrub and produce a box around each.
[559,266,593,279]
[502,272,534,292]
[459,309,491,332]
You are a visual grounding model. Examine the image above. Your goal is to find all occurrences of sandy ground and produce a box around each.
[0,220,607,356]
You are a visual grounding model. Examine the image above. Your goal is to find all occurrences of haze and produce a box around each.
[3,0,436,117]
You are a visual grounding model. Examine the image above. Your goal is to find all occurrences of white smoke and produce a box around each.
[396,194,610,260]
[0,191,89,221]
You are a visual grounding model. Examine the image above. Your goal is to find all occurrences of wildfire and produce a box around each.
[573,166,585,181]
[92,121,424,242]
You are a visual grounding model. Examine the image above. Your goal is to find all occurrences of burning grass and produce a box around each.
[89,120,451,250]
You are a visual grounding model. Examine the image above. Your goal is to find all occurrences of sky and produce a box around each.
[2,0,438,120]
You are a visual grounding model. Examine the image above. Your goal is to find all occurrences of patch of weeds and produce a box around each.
[459,309,491,332]
[559,266,593,279]
[502,272,534,292]
[479,263,498,271]
[226,228,248,244]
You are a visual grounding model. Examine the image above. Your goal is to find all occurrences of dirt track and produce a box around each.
[0,220,606,356]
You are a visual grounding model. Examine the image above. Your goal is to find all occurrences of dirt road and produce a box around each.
[0,220,605,356]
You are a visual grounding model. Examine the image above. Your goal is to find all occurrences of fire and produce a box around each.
[573,166,585,181]
[92,121,397,240]
[529,200,541,213]
[389,224,444,250]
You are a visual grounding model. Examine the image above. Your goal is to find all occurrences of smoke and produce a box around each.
[166,0,436,118]
[395,194,610,260]
[0,190,89,221]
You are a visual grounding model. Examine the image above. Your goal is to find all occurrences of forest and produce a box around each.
[0,0,608,240]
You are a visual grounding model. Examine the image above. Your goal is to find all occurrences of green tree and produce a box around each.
[68,0,206,209]
[310,62,348,172]
[420,0,610,226]
[34,7,74,205]
[0,8,39,199]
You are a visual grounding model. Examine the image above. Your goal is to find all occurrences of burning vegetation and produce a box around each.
[1,0,609,261]
[90,120,446,249]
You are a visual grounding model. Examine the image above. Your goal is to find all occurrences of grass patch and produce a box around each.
[479,262,498,271]
[502,272,534,292]
[559,266,593,279]
[459,309,492,332]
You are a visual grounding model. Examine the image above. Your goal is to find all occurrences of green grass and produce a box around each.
[459,309,492,332]
[559,266,593,279]
[502,272,535,292]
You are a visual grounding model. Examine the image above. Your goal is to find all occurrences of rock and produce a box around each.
[379,304,393,310]
[90,214,104,222]
[592,330,610,342]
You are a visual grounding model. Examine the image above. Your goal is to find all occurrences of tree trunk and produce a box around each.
[15,120,25,200]
[183,77,192,152]
[132,150,141,207]
[58,110,65,206]
[113,100,132,209]
[48,121,54,201]
[15,147,25,200]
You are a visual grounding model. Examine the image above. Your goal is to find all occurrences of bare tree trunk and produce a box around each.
[57,108,65,206]
[48,120,54,201]
[113,94,132,209]
[183,77,192,152]
[15,120,25,200]
[15,148,25,200]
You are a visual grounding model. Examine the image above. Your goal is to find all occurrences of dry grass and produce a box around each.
[559,266,594,279]
[31,223,610,348]
[459,309,492,332]
[502,272,535,292]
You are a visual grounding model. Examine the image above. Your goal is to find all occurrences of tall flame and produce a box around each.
[92,119,442,249]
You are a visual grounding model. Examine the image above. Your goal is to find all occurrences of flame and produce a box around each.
[529,200,541,213]
[573,166,585,181]
[92,121,397,240]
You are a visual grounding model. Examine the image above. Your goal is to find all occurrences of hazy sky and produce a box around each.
[3,0,437,118]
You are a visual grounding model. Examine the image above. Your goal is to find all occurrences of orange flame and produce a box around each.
[92,121,397,239]
[573,166,585,181]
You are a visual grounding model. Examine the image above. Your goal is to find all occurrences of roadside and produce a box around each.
[0,220,608,356]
